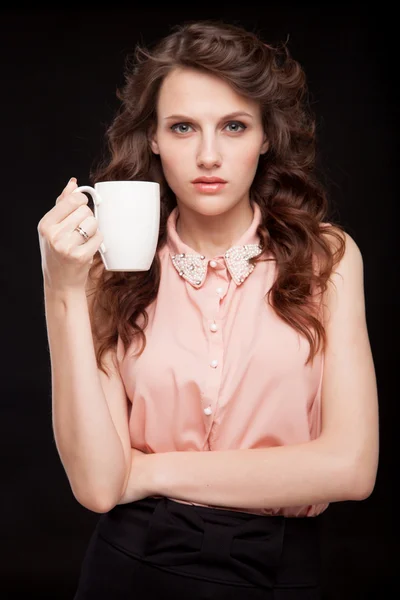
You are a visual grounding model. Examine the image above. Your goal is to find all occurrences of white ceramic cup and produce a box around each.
[73,181,160,271]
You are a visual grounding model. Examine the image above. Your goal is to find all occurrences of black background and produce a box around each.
[1,3,395,598]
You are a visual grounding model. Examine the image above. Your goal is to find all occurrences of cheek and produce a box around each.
[157,142,188,188]
[233,143,262,175]
[160,153,183,180]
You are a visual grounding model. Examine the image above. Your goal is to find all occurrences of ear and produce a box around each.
[148,125,160,155]
[260,133,269,155]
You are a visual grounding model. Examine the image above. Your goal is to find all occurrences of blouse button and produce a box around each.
[216,287,224,296]
[210,322,218,332]
[209,260,218,268]
[204,406,212,416]
[210,359,218,368]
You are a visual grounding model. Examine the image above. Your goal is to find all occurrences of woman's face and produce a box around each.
[150,67,269,217]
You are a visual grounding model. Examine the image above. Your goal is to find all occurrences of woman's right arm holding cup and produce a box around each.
[37,178,132,513]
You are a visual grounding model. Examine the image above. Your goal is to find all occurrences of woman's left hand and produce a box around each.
[118,447,157,505]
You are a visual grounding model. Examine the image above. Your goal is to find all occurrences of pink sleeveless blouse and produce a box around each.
[117,201,328,517]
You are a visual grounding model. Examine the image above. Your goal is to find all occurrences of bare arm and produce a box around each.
[137,232,379,509]
[45,286,132,513]
[39,179,132,513]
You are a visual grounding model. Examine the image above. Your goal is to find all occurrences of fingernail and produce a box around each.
[69,177,77,183]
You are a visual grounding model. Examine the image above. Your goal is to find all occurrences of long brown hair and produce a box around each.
[87,19,345,374]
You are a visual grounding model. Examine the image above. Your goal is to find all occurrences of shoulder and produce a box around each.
[319,225,366,324]
[320,223,363,279]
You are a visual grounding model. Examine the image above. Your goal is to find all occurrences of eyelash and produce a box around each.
[170,121,247,134]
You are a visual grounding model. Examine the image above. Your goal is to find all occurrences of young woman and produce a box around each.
[37,19,379,600]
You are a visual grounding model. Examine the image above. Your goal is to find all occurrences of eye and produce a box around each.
[225,121,246,133]
[170,120,247,134]
[170,123,193,134]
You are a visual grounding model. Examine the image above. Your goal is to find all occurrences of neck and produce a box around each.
[175,199,254,259]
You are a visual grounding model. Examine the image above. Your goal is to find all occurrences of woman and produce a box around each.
[37,19,379,599]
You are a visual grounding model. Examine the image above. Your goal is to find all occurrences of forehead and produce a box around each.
[156,67,259,116]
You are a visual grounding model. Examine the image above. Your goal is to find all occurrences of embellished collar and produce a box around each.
[166,202,264,288]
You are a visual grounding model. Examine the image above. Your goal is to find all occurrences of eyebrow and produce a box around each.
[163,111,255,121]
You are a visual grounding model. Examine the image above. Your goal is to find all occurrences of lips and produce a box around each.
[191,177,227,183]
[191,178,227,194]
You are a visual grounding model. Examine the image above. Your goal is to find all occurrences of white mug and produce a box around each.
[73,180,160,271]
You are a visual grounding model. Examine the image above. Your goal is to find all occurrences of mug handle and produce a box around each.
[73,185,107,254]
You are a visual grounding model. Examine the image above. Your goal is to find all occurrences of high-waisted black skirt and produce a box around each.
[73,496,322,599]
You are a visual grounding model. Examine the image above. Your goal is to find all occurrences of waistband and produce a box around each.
[97,496,321,590]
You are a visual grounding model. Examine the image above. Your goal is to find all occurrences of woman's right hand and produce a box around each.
[37,177,104,293]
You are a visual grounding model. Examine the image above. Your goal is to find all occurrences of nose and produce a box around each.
[196,133,222,169]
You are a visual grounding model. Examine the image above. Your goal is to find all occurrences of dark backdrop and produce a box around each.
[1,3,395,599]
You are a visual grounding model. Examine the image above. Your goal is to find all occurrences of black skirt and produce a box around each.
[73,496,322,599]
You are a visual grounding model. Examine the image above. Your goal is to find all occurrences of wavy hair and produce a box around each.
[86,19,345,374]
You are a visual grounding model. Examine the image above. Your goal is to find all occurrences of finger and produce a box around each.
[74,228,105,259]
[72,215,99,246]
[56,177,78,204]
[64,202,94,227]
[71,213,107,253]
[48,193,90,227]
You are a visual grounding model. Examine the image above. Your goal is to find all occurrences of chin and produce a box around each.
[196,202,229,213]
[193,205,234,218]
[181,196,240,217]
